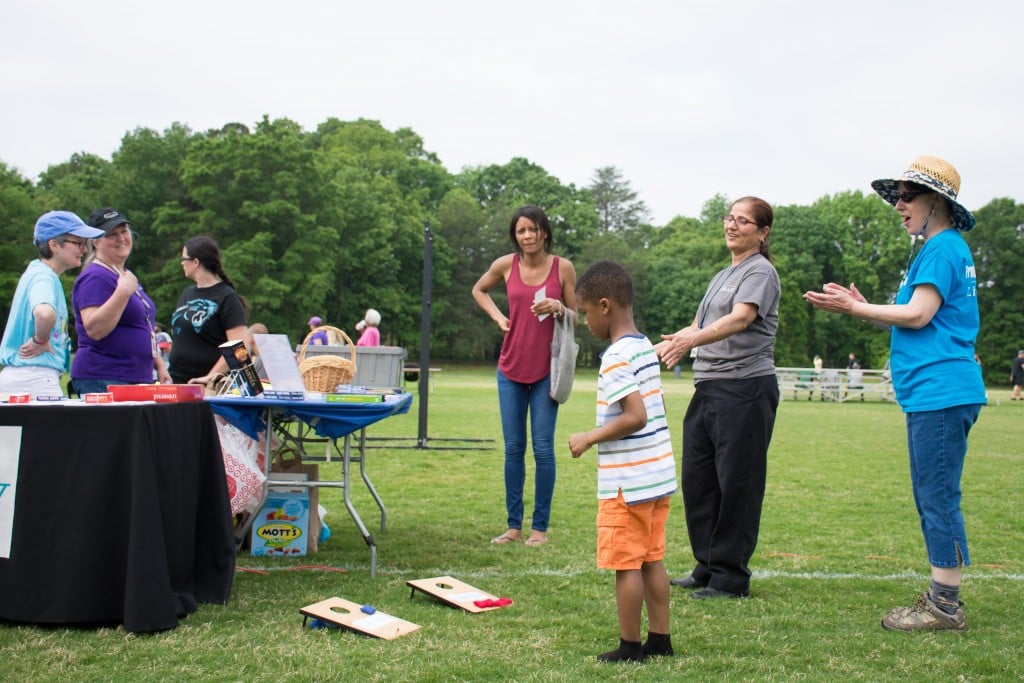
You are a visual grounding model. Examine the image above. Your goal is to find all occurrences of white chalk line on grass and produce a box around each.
[235,565,1024,582]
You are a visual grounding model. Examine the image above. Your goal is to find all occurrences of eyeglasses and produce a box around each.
[722,215,758,227]
[180,256,196,262]
[896,190,927,204]
[60,238,87,250]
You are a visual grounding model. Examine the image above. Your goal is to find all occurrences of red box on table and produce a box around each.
[109,384,205,403]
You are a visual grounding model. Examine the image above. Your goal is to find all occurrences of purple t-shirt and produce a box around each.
[71,263,156,383]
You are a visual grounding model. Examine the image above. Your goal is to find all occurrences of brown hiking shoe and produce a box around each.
[881,593,965,632]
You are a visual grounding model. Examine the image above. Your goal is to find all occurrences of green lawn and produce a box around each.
[2,366,1022,682]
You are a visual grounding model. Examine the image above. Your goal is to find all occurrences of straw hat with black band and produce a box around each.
[870,155,976,232]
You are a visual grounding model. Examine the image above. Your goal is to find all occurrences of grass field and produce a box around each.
[2,366,1022,682]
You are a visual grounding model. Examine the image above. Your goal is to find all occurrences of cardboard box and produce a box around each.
[108,384,205,403]
[250,484,311,557]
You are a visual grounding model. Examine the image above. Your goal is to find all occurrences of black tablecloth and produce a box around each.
[0,401,235,633]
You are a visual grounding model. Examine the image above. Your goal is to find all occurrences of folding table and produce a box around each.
[207,393,412,576]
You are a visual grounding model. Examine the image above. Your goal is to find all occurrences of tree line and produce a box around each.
[1,116,1022,384]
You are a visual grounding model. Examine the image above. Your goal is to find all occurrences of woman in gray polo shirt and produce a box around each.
[655,196,781,599]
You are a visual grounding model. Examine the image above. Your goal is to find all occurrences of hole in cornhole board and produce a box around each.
[300,597,420,639]
[406,575,505,613]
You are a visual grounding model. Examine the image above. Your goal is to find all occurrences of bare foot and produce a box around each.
[491,530,522,544]
[524,532,548,547]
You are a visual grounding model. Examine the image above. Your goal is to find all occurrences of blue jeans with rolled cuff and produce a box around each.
[906,403,982,568]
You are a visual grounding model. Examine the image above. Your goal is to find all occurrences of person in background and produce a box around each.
[656,196,781,600]
[569,260,676,663]
[805,155,986,631]
[473,205,577,547]
[155,324,172,365]
[0,211,104,397]
[356,308,381,347]
[169,235,248,385]
[306,316,328,345]
[245,322,269,381]
[71,208,171,393]
[1010,349,1024,400]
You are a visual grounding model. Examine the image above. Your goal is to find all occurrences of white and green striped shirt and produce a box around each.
[595,334,677,503]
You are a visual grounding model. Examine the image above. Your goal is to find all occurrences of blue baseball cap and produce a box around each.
[33,211,105,246]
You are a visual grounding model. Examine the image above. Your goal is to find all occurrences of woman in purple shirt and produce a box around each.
[71,208,170,393]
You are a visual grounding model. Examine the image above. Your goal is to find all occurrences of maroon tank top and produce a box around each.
[498,254,562,383]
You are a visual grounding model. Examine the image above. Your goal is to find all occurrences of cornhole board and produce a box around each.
[299,597,420,639]
[406,575,503,613]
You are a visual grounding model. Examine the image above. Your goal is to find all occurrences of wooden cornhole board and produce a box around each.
[300,597,420,639]
[406,575,504,613]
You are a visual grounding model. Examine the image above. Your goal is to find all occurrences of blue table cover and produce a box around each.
[207,394,413,441]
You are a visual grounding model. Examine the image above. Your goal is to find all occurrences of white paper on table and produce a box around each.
[534,288,549,321]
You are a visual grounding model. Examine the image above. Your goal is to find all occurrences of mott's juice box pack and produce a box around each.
[250,488,310,557]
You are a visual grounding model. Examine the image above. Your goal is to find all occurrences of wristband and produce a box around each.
[31,335,46,346]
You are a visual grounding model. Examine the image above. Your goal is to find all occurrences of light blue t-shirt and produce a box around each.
[890,229,986,412]
[0,260,71,372]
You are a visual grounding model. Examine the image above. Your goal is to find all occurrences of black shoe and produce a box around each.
[597,638,643,663]
[642,633,674,657]
[691,587,747,600]
[669,574,707,589]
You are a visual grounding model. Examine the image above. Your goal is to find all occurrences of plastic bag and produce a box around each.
[549,309,579,404]
[217,418,266,515]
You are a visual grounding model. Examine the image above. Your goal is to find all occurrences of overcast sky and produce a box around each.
[1,0,1020,225]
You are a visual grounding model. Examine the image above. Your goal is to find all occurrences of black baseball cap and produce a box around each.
[86,207,132,234]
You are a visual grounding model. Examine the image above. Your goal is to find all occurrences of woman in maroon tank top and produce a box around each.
[472,205,577,547]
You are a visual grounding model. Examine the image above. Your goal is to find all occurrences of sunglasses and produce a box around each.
[896,190,927,203]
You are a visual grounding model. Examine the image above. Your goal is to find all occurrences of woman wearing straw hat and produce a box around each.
[805,155,986,631]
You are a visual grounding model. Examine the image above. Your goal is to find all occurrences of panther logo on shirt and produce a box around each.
[173,299,220,334]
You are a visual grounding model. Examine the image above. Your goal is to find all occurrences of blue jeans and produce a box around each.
[906,404,982,568]
[496,369,558,532]
[71,378,115,394]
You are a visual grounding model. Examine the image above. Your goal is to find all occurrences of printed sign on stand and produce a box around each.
[0,426,23,558]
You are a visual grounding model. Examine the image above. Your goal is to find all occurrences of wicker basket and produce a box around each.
[297,326,356,392]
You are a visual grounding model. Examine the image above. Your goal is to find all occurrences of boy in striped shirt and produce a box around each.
[569,260,677,663]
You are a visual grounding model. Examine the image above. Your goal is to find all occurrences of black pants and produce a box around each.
[682,375,779,595]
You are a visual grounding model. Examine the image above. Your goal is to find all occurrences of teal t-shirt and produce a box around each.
[890,229,986,412]
[0,260,71,372]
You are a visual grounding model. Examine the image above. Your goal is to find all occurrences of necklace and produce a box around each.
[93,259,155,337]
[93,257,125,275]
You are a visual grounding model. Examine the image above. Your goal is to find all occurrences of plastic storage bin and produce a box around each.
[298,346,407,389]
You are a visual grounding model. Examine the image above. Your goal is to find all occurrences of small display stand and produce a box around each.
[406,576,507,613]
[300,597,420,639]
[252,333,308,394]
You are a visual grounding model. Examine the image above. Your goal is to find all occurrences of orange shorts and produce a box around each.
[596,491,671,571]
